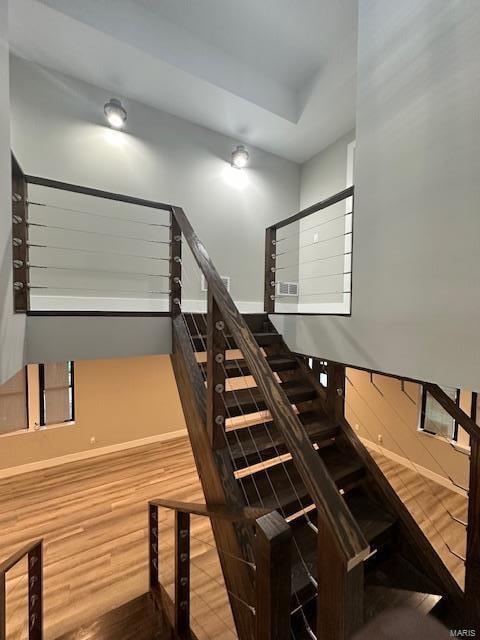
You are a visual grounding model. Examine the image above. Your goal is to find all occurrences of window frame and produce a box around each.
[419,385,460,442]
[38,361,75,428]
[0,367,30,435]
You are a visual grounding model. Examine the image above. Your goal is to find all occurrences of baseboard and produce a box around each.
[362,438,468,497]
[0,429,189,480]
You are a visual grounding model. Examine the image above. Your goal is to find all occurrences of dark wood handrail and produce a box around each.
[25,175,172,211]
[171,205,369,569]
[149,499,271,521]
[267,186,354,231]
[0,539,43,574]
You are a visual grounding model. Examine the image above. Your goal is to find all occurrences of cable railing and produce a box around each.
[264,188,353,316]
[148,500,291,640]
[0,540,43,640]
[11,157,173,314]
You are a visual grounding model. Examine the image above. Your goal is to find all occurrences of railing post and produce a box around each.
[326,362,346,423]
[28,541,43,640]
[264,227,276,313]
[170,210,182,317]
[11,154,29,313]
[255,512,291,640]
[175,511,191,640]
[465,435,480,629]
[0,571,5,640]
[207,288,227,449]
[317,523,363,640]
[149,503,159,591]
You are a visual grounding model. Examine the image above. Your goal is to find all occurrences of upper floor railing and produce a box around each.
[264,187,354,316]
[12,155,172,315]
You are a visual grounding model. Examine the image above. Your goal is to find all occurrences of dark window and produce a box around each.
[0,368,28,434]
[39,361,75,426]
[420,386,459,440]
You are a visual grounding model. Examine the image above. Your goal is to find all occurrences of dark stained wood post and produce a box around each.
[317,523,363,640]
[465,435,480,629]
[326,362,346,423]
[170,211,182,317]
[0,571,6,640]
[11,153,29,313]
[264,227,277,313]
[175,511,191,640]
[255,511,292,640]
[206,289,227,449]
[28,541,43,640]
[149,503,159,590]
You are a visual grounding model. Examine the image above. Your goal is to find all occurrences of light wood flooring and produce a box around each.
[0,436,468,640]
[0,436,235,640]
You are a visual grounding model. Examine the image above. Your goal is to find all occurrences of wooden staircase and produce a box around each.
[175,310,463,638]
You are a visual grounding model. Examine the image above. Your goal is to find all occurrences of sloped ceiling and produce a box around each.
[9,0,358,162]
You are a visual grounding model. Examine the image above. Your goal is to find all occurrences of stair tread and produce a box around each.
[240,459,311,518]
[224,380,316,417]
[191,332,282,351]
[366,553,444,597]
[240,444,364,518]
[317,445,365,487]
[288,490,395,604]
[227,412,338,469]
[199,355,298,378]
[344,489,396,543]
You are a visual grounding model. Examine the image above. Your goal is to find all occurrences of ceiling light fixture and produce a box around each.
[104,98,127,130]
[231,145,249,169]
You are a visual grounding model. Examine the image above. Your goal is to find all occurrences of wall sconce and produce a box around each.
[104,98,127,129]
[231,145,249,169]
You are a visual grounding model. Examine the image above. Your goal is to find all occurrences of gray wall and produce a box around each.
[0,1,26,384]
[26,316,172,363]
[273,1,480,392]
[10,56,300,311]
[300,131,355,209]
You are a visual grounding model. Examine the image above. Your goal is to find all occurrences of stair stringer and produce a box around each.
[171,315,255,640]
[337,418,464,607]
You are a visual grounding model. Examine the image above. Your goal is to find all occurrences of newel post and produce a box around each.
[264,227,276,313]
[170,210,182,317]
[206,288,227,449]
[255,511,291,640]
[317,522,363,640]
[465,435,480,629]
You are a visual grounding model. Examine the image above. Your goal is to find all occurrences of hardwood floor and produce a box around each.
[0,436,234,640]
[0,436,467,640]
[369,448,467,588]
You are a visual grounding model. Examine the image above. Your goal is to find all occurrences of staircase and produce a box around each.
[177,311,462,638]
[8,163,477,638]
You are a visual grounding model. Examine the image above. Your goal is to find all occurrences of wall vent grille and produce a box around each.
[276,281,298,297]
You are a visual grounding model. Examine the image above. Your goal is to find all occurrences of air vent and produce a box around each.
[276,281,298,297]
[201,274,230,293]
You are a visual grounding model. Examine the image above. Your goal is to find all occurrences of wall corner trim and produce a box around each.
[0,429,189,480]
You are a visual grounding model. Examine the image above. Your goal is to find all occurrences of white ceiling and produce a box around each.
[9,0,358,162]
